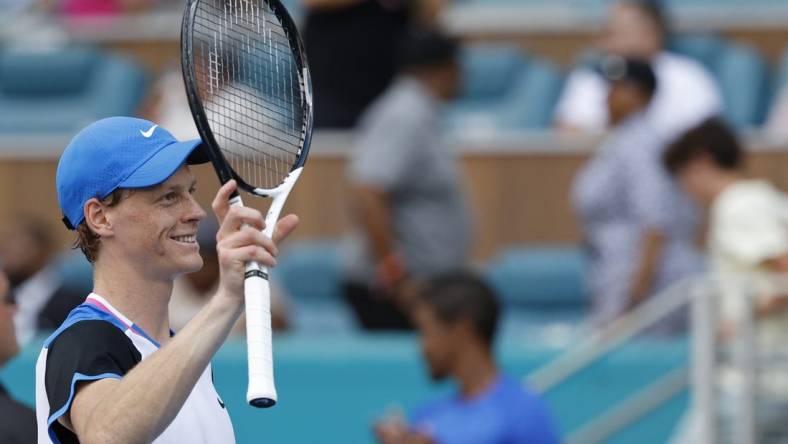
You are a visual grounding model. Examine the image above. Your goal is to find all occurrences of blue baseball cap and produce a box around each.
[57,116,209,230]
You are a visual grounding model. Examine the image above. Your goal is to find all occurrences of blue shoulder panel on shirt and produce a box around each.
[43,304,128,349]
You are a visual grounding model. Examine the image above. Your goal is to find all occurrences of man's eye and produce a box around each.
[163,192,179,202]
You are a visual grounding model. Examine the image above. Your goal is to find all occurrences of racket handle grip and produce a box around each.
[244,261,277,408]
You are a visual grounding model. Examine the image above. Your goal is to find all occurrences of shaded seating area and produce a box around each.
[670,34,770,127]
[0,47,146,134]
[272,241,592,335]
[447,44,564,130]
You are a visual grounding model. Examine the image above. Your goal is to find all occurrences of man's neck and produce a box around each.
[453,345,498,399]
[708,172,745,206]
[92,257,174,344]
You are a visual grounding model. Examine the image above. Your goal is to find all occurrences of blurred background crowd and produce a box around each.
[2,0,788,442]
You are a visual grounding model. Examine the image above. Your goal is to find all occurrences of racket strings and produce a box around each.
[193,0,306,190]
[207,89,300,153]
[196,18,298,108]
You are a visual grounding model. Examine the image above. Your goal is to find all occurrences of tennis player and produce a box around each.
[34,116,298,443]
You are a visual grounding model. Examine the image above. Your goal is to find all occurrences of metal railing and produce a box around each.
[527,278,694,443]
[527,274,788,444]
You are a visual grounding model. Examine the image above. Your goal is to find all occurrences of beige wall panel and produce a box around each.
[1,150,786,261]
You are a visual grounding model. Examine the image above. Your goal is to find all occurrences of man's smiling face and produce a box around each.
[103,165,207,280]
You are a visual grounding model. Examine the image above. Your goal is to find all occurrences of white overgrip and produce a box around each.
[244,167,302,407]
[244,273,276,405]
[228,194,276,406]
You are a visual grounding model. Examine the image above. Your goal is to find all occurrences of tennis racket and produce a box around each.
[180,0,313,408]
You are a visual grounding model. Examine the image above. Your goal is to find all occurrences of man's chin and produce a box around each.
[429,370,449,382]
[177,257,205,276]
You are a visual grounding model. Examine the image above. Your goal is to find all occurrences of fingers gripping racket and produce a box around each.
[181,0,313,408]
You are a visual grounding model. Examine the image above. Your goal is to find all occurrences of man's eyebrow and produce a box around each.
[155,179,198,193]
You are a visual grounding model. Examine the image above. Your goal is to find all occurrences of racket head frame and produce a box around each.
[180,0,314,197]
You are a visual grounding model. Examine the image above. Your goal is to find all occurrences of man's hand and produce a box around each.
[756,294,788,318]
[374,416,433,444]
[211,180,299,301]
[375,253,406,291]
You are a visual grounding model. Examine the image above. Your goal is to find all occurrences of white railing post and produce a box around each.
[736,279,757,444]
[691,279,716,444]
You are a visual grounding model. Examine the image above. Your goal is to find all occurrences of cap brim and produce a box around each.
[119,139,207,188]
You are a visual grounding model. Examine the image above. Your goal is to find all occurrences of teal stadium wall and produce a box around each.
[2,334,688,443]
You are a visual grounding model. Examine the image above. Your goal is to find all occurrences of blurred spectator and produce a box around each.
[766,85,788,143]
[169,216,289,332]
[142,68,200,142]
[572,56,703,332]
[58,0,153,16]
[554,0,721,139]
[302,0,411,128]
[0,218,82,344]
[342,26,472,330]
[374,272,559,444]
[664,118,788,443]
[0,0,36,13]
[0,270,37,444]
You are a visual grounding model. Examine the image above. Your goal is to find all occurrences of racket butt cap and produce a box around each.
[249,397,276,408]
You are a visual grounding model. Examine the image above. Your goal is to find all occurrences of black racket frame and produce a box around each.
[180,0,313,197]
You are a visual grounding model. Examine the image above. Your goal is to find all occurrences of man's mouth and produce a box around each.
[170,235,197,244]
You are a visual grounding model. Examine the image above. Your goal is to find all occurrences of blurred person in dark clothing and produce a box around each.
[341,27,472,330]
[0,218,82,344]
[303,0,409,128]
[303,0,445,128]
[554,0,720,139]
[572,56,703,332]
[374,272,559,444]
[0,270,37,444]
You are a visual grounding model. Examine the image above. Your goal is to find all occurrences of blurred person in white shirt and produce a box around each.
[554,0,722,140]
[664,118,788,335]
[664,117,788,442]
[142,68,201,142]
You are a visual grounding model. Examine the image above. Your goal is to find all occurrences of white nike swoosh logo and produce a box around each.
[140,125,158,138]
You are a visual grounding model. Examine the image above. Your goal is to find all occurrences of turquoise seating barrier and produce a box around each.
[2,334,687,443]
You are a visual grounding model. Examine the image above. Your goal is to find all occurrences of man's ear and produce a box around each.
[453,317,477,343]
[83,198,114,238]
